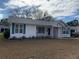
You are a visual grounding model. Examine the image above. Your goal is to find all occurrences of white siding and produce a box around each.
[51,27,54,37]
[58,28,70,38]
[71,26,79,33]
[10,24,12,38]
[10,24,36,38]
[25,25,36,37]
[10,24,25,38]
[10,23,70,38]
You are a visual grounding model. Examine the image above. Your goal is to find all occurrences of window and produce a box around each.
[12,23,14,34]
[62,27,69,34]
[71,30,75,33]
[66,31,69,34]
[20,24,24,33]
[15,24,19,33]
[71,29,75,34]
[62,31,69,34]
[37,27,45,33]
[62,31,65,34]
[15,24,24,33]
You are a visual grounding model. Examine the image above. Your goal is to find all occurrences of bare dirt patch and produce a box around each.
[0,39,79,59]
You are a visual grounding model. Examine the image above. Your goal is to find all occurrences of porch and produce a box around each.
[36,26,70,38]
[36,26,60,38]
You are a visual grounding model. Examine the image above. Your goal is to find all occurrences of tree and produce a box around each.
[67,20,79,26]
[10,5,52,20]
[1,18,9,26]
[11,6,41,18]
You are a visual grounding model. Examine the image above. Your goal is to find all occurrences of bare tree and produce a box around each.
[10,5,52,20]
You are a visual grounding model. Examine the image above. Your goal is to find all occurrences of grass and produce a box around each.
[0,39,79,59]
[0,33,4,41]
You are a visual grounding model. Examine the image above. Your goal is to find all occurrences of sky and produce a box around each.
[0,0,79,22]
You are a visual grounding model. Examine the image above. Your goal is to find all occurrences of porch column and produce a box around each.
[51,27,54,38]
[58,27,62,38]
[45,27,47,36]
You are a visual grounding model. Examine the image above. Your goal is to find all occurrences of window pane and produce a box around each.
[20,29,23,33]
[16,24,19,28]
[62,31,65,34]
[15,29,18,33]
[37,27,45,33]
[71,30,75,32]
[66,31,69,34]
[15,24,19,33]
[12,23,14,34]
[23,24,26,34]
[20,25,23,29]
[20,24,24,33]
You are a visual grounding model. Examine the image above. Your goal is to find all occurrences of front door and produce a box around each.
[47,28,51,36]
[53,27,58,38]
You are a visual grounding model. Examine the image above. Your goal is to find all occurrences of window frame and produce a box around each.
[14,24,24,34]
[19,24,24,33]
[37,27,45,34]
[62,27,69,34]
[15,24,19,33]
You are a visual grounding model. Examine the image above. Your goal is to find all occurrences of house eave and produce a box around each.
[8,17,57,26]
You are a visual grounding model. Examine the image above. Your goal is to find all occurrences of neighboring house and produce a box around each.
[67,20,79,37]
[70,26,79,36]
[0,22,9,32]
[8,16,70,38]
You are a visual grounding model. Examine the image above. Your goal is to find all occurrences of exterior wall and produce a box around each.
[25,25,36,37]
[10,24,12,38]
[36,26,52,37]
[51,27,54,37]
[76,27,79,32]
[10,24,36,38]
[36,26,48,37]
[9,21,71,38]
[10,23,70,38]
[8,17,71,38]
[53,27,58,38]
[70,26,79,33]
[58,28,70,38]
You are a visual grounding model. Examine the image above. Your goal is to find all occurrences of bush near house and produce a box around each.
[3,29,10,39]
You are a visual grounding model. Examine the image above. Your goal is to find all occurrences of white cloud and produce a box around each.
[39,0,79,17]
[5,0,40,8]
[0,14,3,19]
[0,8,4,13]
[4,0,79,17]
[0,8,4,11]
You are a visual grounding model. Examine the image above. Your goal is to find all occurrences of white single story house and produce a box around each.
[8,16,70,38]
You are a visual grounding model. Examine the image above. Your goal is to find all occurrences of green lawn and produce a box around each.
[0,33,4,41]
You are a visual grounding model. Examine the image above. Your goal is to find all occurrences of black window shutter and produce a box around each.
[23,24,26,34]
[12,23,14,34]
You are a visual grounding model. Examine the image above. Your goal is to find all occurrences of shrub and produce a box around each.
[3,29,10,39]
